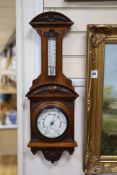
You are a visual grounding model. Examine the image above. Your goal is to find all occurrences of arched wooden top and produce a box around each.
[30,11,74,28]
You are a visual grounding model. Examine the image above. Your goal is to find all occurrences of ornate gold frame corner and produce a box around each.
[84,24,117,174]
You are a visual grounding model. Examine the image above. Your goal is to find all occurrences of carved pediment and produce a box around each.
[26,84,78,99]
[30,11,74,28]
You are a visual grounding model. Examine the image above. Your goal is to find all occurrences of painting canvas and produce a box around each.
[101,44,117,155]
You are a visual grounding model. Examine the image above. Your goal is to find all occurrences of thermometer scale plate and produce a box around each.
[48,37,56,76]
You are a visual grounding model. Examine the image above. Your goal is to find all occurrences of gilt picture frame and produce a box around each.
[65,0,117,1]
[84,24,117,174]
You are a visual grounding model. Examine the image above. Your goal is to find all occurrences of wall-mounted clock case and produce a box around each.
[26,11,78,163]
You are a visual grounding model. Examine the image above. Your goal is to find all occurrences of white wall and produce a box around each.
[16,0,43,174]
[17,0,117,174]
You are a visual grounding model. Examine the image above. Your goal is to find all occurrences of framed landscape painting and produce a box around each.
[101,44,117,156]
[65,0,117,1]
[84,25,117,174]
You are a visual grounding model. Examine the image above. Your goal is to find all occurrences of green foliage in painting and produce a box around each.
[103,86,113,110]
[104,86,113,99]
[101,86,117,155]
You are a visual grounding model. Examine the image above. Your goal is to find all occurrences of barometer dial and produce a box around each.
[37,108,67,138]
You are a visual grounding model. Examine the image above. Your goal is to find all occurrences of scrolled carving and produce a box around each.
[89,27,112,69]
[86,155,104,174]
[88,162,104,175]
[44,29,59,37]
[89,25,112,69]
[31,148,74,163]
[42,149,63,163]
[90,33,106,48]
[85,142,104,174]
[89,25,112,36]
[90,33,103,69]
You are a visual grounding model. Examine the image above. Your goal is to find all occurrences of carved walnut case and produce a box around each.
[26,11,78,163]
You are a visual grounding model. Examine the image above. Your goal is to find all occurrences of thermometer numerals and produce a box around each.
[48,37,56,76]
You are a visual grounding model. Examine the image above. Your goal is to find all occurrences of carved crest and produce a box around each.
[44,29,59,37]
[30,11,74,28]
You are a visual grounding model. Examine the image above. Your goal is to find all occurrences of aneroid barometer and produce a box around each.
[26,11,78,163]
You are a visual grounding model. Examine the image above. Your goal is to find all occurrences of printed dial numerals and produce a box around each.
[37,108,67,138]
